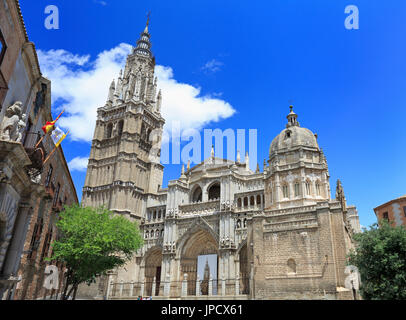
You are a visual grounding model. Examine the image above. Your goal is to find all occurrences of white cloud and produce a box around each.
[94,0,107,5]
[201,59,223,73]
[38,44,235,143]
[155,65,235,136]
[68,156,89,172]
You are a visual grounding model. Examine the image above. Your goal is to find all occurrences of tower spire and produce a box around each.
[144,11,151,33]
[134,14,153,58]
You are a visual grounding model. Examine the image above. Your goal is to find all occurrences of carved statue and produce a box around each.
[336,179,347,213]
[1,101,25,142]
[112,122,118,137]
[16,114,27,143]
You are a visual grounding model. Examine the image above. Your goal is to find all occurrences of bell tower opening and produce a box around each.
[208,182,220,201]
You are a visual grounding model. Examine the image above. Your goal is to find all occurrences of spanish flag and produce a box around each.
[42,110,64,134]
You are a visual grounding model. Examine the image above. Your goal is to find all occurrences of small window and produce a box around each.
[287,259,296,274]
[403,206,406,217]
[45,165,53,187]
[256,195,261,205]
[382,212,389,221]
[53,183,60,207]
[285,130,292,139]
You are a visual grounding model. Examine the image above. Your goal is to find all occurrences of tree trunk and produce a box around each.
[61,274,70,300]
[65,284,75,300]
[72,285,78,300]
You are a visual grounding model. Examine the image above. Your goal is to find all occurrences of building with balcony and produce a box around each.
[0,0,78,299]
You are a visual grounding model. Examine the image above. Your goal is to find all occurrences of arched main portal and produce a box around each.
[180,229,218,296]
[144,248,162,296]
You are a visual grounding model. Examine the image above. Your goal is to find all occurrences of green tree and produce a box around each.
[47,205,143,300]
[348,221,406,300]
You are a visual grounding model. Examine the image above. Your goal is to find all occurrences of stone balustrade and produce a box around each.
[107,276,250,300]
[179,199,220,216]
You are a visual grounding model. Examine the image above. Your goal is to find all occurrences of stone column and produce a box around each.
[1,203,32,277]
[274,173,281,204]
[195,274,200,296]
[119,280,124,297]
[164,273,170,297]
[129,281,134,297]
[152,277,156,296]
[300,168,306,199]
[235,276,240,296]
[140,281,144,297]
[221,277,226,296]
[106,278,113,300]
[181,273,188,297]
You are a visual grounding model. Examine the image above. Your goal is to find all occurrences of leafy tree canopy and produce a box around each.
[348,221,406,300]
[47,205,143,299]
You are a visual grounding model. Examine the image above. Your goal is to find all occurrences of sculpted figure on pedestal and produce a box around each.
[1,102,26,142]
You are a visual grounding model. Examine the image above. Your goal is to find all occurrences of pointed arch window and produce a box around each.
[118,120,124,136]
[305,181,311,196]
[282,185,289,199]
[191,186,202,203]
[316,182,321,196]
[208,183,220,201]
[106,123,113,138]
[294,183,300,197]
[237,198,242,208]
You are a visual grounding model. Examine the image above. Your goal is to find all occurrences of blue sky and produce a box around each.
[19,0,406,228]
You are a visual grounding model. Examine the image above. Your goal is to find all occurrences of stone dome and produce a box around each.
[269,107,319,157]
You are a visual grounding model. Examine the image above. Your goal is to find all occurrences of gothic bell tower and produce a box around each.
[82,20,165,221]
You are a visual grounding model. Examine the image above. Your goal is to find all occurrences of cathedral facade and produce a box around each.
[80,22,360,300]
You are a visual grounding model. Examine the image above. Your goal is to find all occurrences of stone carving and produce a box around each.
[1,102,26,142]
[17,114,27,143]
[112,122,118,137]
[0,169,8,183]
[336,179,347,213]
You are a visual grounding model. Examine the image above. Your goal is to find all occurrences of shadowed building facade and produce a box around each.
[79,22,360,300]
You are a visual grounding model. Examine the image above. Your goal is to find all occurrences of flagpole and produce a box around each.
[43,146,57,165]
[35,134,46,149]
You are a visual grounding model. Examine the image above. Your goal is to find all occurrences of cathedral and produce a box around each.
[80,21,360,300]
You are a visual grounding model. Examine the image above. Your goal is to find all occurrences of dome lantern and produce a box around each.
[286,105,299,128]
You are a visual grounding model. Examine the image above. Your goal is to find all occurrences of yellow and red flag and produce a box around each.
[42,110,64,134]
[50,127,69,148]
